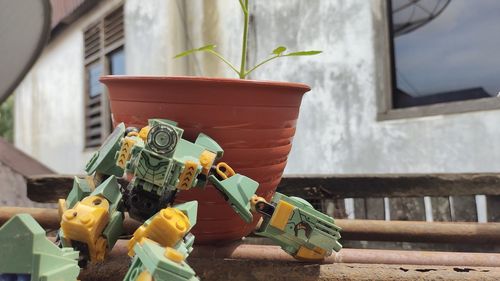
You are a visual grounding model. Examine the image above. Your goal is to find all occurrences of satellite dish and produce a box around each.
[0,0,51,103]
[392,0,451,37]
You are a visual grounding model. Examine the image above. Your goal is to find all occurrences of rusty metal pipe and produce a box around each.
[0,206,142,233]
[2,206,500,244]
[0,206,61,230]
[338,219,500,244]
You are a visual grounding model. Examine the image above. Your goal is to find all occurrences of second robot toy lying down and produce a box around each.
[49,118,342,280]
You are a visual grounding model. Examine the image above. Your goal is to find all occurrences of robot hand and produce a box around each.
[208,162,342,260]
[253,192,342,261]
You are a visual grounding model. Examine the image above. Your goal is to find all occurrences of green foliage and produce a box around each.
[272,46,287,55]
[175,0,321,79]
[174,45,216,59]
[0,96,14,142]
[285,50,322,56]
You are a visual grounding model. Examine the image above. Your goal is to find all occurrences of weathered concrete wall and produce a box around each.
[248,0,500,174]
[124,0,187,75]
[125,0,243,77]
[126,0,500,175]
[14,0,500,177]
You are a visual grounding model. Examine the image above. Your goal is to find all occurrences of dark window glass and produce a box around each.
[109,48,125,75]
[87,63,103,98]
[390,0,500,108]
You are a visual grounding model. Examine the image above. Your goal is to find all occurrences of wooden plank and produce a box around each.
[354,198,367,219]
[486,196,500,222]
[366,198,385,220]
[309,198,348,219]
[389,197,426,221]
[353,198,385,220]
[321,199,335,217]
[332,199,347,219]
[450,196,477,222]
[0,137,53,177]
[27,174,129,202]
[27,173,500,203]
[431,197,452,222]
[277,174,500,198]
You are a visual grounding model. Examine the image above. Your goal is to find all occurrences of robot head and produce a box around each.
[145,119,184,155]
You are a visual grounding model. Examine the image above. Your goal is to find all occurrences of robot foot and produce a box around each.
[124,239,199,281]
[124,202,199,281]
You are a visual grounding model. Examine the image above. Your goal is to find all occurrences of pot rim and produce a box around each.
[100,75,311,91]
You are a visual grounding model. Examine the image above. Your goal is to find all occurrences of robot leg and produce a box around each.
[124,201,199,281]
[59,175,124,265]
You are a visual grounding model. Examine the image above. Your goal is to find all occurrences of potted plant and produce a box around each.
[100,0,320,243]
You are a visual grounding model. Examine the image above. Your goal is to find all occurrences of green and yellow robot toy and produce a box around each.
[0,119,342,281]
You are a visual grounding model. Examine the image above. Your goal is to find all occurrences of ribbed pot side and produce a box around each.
[100,76,310,243]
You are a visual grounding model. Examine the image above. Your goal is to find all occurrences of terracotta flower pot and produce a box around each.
[100,76,310,243]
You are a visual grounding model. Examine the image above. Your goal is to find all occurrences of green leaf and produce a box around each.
[174,44,216,59]
[284,50,322,56]
[272,46,287,55]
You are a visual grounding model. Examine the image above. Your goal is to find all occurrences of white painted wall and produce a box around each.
[14,0,123,174]
[14,0,500,177]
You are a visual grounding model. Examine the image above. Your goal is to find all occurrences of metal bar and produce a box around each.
[190,243,500,267]
[0,207,141,234]
[26,173,500,203]
[2,207,500,244]
[338,218,500,244]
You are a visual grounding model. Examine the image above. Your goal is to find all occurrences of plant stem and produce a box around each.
[208,50,240,76]
[244,55,280,77]
[238,0,247,13]
[239,0,249,79]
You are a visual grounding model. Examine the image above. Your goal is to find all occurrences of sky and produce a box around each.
[393,0,500,97]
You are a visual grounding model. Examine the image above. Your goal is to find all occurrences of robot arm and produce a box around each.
[208,162,342,261]
[59,123,146,264]
[85,122,147,183]
[85,123,127,178]
[207,162,259,223]
[253,192,342,261]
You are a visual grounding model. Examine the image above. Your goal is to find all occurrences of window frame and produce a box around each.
[377,0,500,121]
[83,4,124,149]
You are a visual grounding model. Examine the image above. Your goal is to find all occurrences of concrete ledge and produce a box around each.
[81,257,500,281]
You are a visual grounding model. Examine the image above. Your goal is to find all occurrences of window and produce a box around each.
[387,0,500,113]
[84,5,124,148]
